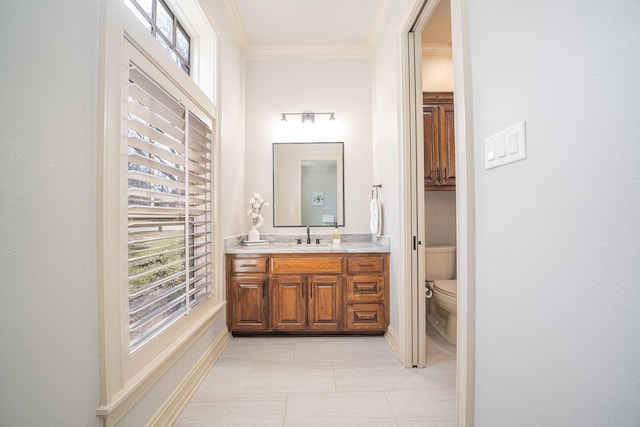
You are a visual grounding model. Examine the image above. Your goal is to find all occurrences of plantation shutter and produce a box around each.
[127,61,212,353]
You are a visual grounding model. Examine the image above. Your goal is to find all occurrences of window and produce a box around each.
[97,1,218,421]
[126,60,213,353]
[125,0,191,74]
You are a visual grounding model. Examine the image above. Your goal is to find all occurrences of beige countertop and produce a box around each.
[224,233,390,254]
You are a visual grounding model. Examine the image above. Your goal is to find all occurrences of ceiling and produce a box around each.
[215,0,451,58]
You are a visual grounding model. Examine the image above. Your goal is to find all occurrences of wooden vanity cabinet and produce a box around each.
[424,92,456,190]
[226,252,389,335]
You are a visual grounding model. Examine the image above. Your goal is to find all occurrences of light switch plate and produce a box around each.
[485,121,527,170]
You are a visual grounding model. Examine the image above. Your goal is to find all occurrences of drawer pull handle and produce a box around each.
[318,285,333,289]
[239,284,258,288]
[355,313,378,321]
[240,263,256,267]
[282,285,297,289]
[355,284,377,292]
[358,263,375,268]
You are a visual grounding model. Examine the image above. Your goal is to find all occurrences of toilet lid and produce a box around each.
[433,280,457,297]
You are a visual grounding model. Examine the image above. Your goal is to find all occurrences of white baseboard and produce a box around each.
[146,329,233,426]
[385,326,400,362]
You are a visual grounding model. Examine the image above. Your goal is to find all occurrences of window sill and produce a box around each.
[96,299,226,424]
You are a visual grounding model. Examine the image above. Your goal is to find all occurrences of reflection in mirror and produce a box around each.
[273,142,344,227]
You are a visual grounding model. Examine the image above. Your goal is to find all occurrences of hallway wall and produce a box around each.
[465,0,640,425]
[0,1,102,425]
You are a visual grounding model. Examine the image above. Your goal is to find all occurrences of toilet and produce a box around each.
[425,245,457,345]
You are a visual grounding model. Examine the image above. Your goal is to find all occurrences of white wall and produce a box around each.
[372,0,416,344]
[422,56,454,92]
[465,0,640,425]
[0,2,102,425]
[244,57,372,234]
[425,191,456,246]
[214,0,248,237]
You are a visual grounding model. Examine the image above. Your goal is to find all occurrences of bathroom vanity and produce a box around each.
[225,240,389,335]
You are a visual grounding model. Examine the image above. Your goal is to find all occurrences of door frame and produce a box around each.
[400,0,475,425]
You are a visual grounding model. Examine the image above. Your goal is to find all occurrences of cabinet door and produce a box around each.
[228,275,268,332]
[439,103,456,187]
[308,275,341,331]
[271,275,306,331]
[423,104,440,188]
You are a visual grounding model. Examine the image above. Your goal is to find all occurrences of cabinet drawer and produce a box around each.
[345,304,385,331]
[271,256,342,274]
[346,275,384,303]
[346,256,384,273]
[230,256,268,273]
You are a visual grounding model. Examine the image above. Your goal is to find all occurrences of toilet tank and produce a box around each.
[425,246,456,280]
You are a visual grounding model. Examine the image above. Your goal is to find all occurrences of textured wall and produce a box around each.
[466,0,640,425]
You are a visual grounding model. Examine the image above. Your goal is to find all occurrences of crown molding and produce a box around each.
[366,0,390,49]
[244,44,373,59]
[422,42,452,58]
[220,0,384,59]
[219,0,250,54]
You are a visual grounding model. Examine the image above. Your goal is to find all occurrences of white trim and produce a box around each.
[451,0,475,424]
[244,44,374,59]
[422,42,453,58]
[384,326,401,361]
[97,0,127,404]
[400,0,475,424]
[367,0,391,48]
[145,329,232,427]
[96,302,225,425]
[218,0,251,53]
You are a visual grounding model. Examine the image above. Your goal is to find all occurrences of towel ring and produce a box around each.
[372,184,382,200]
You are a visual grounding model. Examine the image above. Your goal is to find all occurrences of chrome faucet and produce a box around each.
[306,225,311,244]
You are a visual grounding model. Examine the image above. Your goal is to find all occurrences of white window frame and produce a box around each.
[96,1,222,424]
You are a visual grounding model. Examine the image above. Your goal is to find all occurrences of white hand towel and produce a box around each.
[370,198,382,237]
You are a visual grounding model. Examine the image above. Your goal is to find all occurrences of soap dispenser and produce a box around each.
[332,222,341,247]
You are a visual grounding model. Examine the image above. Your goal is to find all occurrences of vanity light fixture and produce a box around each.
[279,112,336,123]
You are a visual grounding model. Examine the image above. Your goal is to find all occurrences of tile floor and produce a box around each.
[174,328,456,426]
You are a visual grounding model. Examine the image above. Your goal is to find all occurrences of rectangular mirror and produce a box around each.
[273,142,344,227]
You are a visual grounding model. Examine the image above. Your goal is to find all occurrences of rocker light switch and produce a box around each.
[485,121,527,170]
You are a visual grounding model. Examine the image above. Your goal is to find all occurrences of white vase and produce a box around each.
[248,226,260,242]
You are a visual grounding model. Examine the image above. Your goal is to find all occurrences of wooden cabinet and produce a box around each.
[271,274,307,330]
[307,274,342,331]
[345,255,388,331]
[271,255,342,332]
[226,256,269,332]
[226,252,389,335]
[271,274,342,331]
[424,92,455,190]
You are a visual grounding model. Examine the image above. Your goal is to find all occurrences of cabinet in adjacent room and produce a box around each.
[423,92,456,190]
